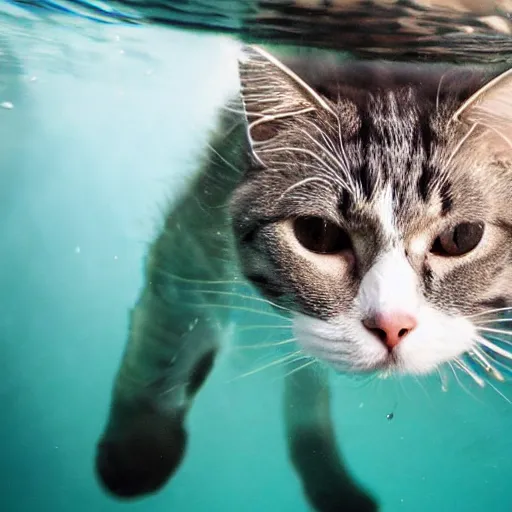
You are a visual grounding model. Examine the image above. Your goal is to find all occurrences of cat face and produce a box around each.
[230,46,512,377]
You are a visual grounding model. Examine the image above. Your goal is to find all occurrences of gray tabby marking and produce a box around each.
[95,46,512,511]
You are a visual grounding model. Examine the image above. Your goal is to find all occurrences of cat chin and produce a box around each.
[291,308,477,377]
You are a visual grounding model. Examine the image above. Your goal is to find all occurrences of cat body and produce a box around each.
[95,47,512,511]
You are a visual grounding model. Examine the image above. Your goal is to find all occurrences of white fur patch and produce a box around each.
[292,306,476,375]
[374,185,397,239]
[292,248,477,375]
[357,247,420,317]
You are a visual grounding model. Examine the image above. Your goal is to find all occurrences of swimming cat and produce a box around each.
[95,46,512,511]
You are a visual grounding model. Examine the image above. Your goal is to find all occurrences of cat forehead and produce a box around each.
[240,113,493,253]
[236,49,512,238]
[249,79,454,201]
[252,93,455,211]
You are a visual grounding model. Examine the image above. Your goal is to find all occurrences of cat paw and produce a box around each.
[95,411,187,499]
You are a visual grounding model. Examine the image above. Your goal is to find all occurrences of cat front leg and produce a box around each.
[95,112,245,499]
[284,365,378,512]
[95,280,225,498]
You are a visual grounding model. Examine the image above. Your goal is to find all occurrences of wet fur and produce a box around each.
[95,49,512,510]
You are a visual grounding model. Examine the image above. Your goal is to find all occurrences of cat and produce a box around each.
[95,45,512,511]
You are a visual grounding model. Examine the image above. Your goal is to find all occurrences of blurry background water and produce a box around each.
[1,2,512,512]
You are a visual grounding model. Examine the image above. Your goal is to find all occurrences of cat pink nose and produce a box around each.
[362,312,417,350]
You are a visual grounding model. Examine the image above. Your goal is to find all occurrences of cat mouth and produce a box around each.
[302,333,422,375]
[366,355,406,376]
[330,353,400,375]
[312,344,399,375]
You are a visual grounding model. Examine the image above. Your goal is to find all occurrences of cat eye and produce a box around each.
[430,222,485,257]
[293,216,352,254]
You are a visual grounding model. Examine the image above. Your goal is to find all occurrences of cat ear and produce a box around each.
[453,68,512,150]
[238,45,334,146]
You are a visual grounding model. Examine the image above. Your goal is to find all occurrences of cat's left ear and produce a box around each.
[238,45,334,147]
[453,68,512,147]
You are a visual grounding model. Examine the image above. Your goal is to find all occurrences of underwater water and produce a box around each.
[1,5,512,512]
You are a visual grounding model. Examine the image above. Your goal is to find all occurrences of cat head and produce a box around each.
[230,46,512,378]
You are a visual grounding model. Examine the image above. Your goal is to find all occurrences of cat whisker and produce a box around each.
[264,158,350,195]
[235,337,297,350]
[221,103,262,117]
[278,358,318,381]
[228,350,306,381]
[247,97,286,104]
[471,344,512,390]
[295,127,354,191]
[476,326,512,338]
[484,336,512,356]
[447,362,467,394]
[155,272,296,317]
[247,107,316,136]
[181,302,288,320]
[448,361,486,404]
[480,333,512,349]
[279,177,334,202]
[475,335,512,361]
[157,271,251,288]
[181,288,293,314]
[465,306,512,319]
[302,344,358,358]
[236,324,292,332]
[206,143,245,176]
[486,380,512,405]
[436,366,449,392]
[474,318,512,325]
[258,146,343,184]
[304,121,349,175]
[453,357,485,387]
[467,347,505,382]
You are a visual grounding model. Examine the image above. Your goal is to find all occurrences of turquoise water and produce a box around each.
[2,6,512,512]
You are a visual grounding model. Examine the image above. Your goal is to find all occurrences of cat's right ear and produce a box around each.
[238,46,334,148]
